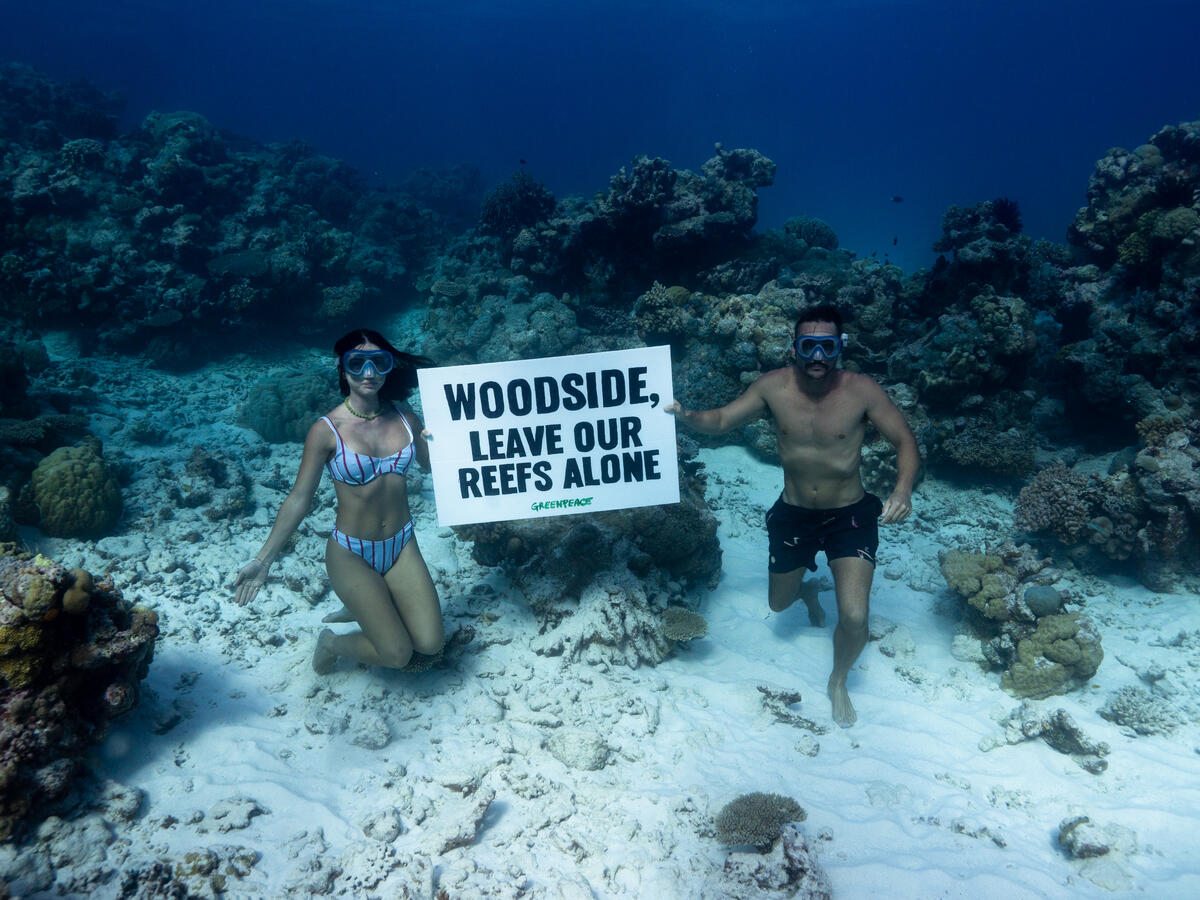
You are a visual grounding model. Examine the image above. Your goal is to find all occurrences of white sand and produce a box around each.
[9,341,1200,898]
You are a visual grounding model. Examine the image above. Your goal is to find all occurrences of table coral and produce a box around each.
[0,549,158,840]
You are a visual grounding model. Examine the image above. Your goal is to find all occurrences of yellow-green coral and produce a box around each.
[1002,613,1103,699]
[940,550,1015,620]
[0,623,51,688]
[29,443,122,537]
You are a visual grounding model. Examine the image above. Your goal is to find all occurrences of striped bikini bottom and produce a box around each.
[330,521,414,574]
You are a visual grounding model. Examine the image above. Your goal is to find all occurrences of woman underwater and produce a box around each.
[232,329,445,673]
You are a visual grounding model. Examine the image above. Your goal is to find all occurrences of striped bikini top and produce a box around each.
[320,408,415,485]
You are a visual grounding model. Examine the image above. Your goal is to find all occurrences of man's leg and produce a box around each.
[768,569,825,626]
[826,556,874,727]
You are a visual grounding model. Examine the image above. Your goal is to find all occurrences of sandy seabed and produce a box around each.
[7,329,1200,899]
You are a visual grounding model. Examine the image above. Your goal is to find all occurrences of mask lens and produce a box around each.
[795,336,841,359]
[343,351,394,376]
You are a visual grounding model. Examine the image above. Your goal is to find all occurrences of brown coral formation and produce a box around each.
[1016,423,1200,589]
[0,549,158,839]
[941,542,1102,699]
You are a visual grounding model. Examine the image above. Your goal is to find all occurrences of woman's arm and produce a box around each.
[232,420,331,605]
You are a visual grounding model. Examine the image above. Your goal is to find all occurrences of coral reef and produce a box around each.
[719,823,832,900]
[453,438,720,667]
[1015,425,1200,589]
[0,63,449,356]
[713,792,807,849]
[423,290,580,366]
[478,169,556,239]
[0,549,158,839]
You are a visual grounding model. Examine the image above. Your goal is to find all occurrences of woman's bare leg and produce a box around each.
[383,539,444,655]
[317,538,416,672]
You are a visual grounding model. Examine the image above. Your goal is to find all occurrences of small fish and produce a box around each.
[891,195,904,203]
[892,235,898,245]
[519,158,527,166]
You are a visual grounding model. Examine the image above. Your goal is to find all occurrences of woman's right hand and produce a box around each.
[232,559,270,606]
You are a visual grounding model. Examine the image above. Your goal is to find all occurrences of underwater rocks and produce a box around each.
[981,703,1110,774]
[0,548,158,840]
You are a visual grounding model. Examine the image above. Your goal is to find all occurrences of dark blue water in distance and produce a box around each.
[4,0,1197,271]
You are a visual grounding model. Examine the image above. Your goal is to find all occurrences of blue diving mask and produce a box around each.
[342,350,395,377]
[793,333,847,361]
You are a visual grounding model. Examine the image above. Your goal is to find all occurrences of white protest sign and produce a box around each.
[417,346,679,526]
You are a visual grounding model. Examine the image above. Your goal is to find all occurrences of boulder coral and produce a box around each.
[236,371,341,444]
[28,441,122,537]
[0,549,158,839]
[1001,613,1104,699]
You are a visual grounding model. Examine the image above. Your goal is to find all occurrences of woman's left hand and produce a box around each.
[231,559,270,606]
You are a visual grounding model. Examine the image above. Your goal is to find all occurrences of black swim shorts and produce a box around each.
[765,493,883,574]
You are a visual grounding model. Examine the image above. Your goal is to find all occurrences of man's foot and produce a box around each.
[828,677,857,728]
[769,578,826,620]
[312,629,338,675]
[798,579,826,626]
[321,606,354,624]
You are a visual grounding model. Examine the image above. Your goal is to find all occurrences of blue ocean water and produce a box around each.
[3,0,1197,270]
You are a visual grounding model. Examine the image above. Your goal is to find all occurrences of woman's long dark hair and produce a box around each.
[334,329,433,401]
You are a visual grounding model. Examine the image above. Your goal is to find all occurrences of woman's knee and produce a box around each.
[412,631,445,657]
[375,641,414,669]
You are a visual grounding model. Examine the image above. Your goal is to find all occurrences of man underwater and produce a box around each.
[669,303,920,726]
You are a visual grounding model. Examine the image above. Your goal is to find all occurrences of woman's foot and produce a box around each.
[321,606,355,624]
[312,629,338,675]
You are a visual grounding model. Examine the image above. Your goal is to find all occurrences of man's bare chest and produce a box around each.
[771,396,867,448]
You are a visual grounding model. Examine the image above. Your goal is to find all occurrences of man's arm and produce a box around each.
[667,377,771,435]
[862,378,921,524]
